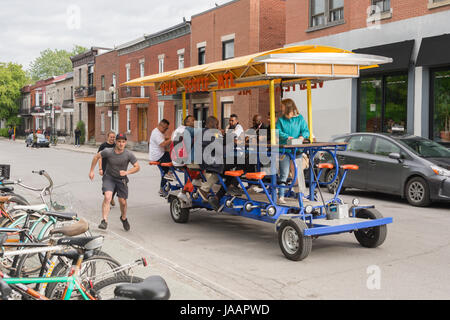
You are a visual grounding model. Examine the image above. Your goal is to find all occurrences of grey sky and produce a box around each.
[0,0,222,70]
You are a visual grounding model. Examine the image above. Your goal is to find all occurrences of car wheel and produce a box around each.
[405,177,431,207]
[325,170,344,194]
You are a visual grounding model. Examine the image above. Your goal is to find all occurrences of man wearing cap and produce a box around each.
[89,133,140,231]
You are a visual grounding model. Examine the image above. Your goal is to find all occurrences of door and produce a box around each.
[366,137,405,194]
[138,108,148,142]
[339,135,374,190]
[88,104,95,140]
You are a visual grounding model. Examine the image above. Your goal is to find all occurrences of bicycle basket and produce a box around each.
[0,165,10,180]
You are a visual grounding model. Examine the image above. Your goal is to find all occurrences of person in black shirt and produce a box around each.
[98,131,117,206]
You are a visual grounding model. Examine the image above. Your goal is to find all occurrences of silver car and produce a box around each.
[324,133,450,207]
[25,133,50,148]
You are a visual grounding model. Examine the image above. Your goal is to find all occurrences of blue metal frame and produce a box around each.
[156,142,393,238]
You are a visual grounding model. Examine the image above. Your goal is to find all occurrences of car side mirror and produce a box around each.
[389,152,404,162]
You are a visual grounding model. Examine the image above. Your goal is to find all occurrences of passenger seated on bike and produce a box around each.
[195,116,242,210]
[276,99,310,204]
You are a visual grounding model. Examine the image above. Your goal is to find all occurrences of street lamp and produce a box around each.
[109,84,115,133]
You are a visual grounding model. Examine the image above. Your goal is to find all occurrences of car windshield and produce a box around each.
[397,137,450,158]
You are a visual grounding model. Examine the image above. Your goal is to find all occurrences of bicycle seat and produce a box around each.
[45,211,78,221]
[57,236,104,251]
[13,204,47,212]
[0,186,14,193]
[114,275,170,300]
[49,218,89,237]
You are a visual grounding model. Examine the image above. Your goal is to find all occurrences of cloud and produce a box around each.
[0,0,220,69]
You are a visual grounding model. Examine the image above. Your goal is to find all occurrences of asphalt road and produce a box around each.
[2,138,449,300]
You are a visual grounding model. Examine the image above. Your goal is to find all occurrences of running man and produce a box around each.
[89,133,140,231]
[98,131,117,207]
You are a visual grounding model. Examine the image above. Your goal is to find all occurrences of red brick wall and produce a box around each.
[95,50,119,91]
[286,0,450,44]
[117,33,191,141]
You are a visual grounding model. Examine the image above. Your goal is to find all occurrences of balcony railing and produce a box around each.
[74,86,96,99]
[120,86,149,99]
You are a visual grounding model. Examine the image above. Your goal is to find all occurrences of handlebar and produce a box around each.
[14,170,53,193]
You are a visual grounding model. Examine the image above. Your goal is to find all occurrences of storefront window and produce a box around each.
[359,77,382,132]
[431,69,450,144]
[358,74,408,133]
[384,75,408,133]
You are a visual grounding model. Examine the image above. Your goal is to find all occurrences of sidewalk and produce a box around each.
[8,138,149,161]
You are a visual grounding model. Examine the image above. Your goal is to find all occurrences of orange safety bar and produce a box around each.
[149,162,161,166]
[341,164,359,171]
[317,163,334,169]
[245,172,266,180]
[161,162,174,167]
[224,170,244,177]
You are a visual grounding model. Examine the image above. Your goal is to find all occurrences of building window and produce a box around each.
[310,0,344,28]
[126,107,131,132]
[175,105,183,128]
[79,69,82,86]
[158,102,164,123]
[430,69,450,145]
[158,56,164,73]
[222,40,235,60]
[371,0,390,13]
[101,75,105,90]
[198,47,206,65]
[112,74,117,88]
[178,54,185,69]
[140,62,145,97]
[221,102,233,129]
[111,111,119,132]
[126,67,130,82]
[358,74,408,134]
[101,112,105,133]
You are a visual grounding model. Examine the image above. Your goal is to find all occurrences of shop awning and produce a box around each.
[122,45,393,91]
[416,34,450,67]
[353,40,414,74]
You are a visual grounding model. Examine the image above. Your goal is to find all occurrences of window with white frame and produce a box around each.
[112,74,117,88]
[158,102,164,123]
[222,40,235,60]
[111,111,119,132]
[371,0,390,14]
[126,106,131,132]
[126,66,130,82]
[310,0,344,28]
[158,55,164,73]
[178,54,184,69]
[140,62,145,97]
[101,112,105,132]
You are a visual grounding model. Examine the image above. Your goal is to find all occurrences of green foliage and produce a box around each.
[76,121,86,145]
[0,62,27,124]
[0,128,8,137]
[28,45,87,81]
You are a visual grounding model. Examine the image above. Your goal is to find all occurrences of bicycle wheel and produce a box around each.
[92,275,144,300]
[45,253,124,300]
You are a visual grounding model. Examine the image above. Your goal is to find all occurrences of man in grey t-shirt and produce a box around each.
[89,133,140,231]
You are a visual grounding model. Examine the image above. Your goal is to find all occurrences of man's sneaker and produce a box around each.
[120,217,130,231]
[98,220,108,230]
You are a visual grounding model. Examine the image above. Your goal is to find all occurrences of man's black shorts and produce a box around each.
[102,175,128,199]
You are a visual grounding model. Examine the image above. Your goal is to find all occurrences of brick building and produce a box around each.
[284,0,450,146]
[29,77,55,132]
[188,0,286,129]
[71,47,110,143]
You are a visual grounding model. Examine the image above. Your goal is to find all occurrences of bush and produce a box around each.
[76,121,86,145]
[0,128,9,138]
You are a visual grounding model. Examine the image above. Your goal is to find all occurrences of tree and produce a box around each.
[0,62,28,126]
[28,45,87,81]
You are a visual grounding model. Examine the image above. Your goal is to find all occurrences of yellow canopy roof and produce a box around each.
[122,45,390,87]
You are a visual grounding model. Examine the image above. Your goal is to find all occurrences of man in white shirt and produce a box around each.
[149,119,172,194]
[225,114,244,141]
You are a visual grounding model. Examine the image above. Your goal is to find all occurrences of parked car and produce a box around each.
[25,133,50,148]
[322,133,450,207]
